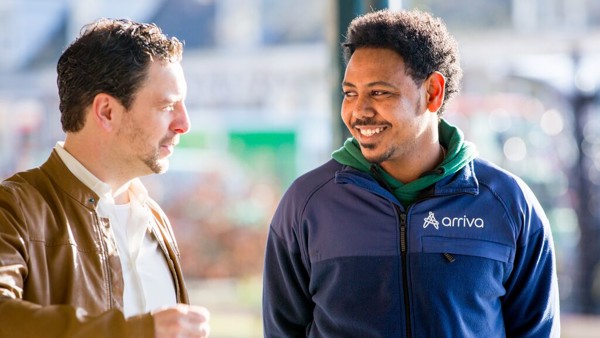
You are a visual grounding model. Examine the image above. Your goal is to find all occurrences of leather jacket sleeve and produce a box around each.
[0,180,155,337]
[0,298,154,338]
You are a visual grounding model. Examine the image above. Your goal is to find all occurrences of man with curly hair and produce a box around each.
[0,19,210,337]
[263,9,560,337]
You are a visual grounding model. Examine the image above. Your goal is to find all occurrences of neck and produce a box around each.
[379,139,444,184]
[112,184,131,204]
[439,144,447,163]
[63,134,132,202]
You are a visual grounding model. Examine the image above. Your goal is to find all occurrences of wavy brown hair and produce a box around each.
[57,18,184,132]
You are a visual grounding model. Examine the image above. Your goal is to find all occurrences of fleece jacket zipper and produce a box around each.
[369,165,412,337]
[397,208,412,338]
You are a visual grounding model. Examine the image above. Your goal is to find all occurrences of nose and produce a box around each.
[172,102,191,134]
[352,94,375,119]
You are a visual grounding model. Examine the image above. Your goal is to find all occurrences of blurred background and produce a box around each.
[1,0,600,336]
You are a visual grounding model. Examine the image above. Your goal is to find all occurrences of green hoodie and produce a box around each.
[331,119,478,207]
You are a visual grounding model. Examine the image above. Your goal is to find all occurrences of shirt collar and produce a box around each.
[54,142,148,205]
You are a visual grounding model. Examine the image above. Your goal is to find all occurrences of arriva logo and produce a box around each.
[423,211,439,229]
[423,212,485,229]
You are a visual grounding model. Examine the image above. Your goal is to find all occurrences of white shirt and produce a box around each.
[54,142,177,317]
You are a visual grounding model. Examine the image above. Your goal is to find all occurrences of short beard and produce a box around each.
[360,142,395,164]
[117,112,171,175]
[142,150,165,174]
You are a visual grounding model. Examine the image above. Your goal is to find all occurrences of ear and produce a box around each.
[90,93,121,132]
[425,71,446,113]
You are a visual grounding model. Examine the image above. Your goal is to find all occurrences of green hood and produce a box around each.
[331,119,478,207]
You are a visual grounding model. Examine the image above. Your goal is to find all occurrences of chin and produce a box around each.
[362,150,390,165]
[144,158,169,175]
[155,162,169,174]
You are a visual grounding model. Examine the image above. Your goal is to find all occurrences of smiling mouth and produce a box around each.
[356,126,387,137]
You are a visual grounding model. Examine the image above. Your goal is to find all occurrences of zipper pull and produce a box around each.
[443,253,455,263]
[400,213,407,253]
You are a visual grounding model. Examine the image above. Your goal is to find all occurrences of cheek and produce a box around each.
[144,118,166,135]
[340,102,352,126]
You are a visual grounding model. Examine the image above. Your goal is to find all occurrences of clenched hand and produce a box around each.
[152,304,210,338]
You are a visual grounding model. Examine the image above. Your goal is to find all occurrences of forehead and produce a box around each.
[143,61,184,85]
[343,47,409,83]
[136,61,186,99]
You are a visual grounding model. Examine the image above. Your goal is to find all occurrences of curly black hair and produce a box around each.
[342,9,462,115]
[57,18,184,132]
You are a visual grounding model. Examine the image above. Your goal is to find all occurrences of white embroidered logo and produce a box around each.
[423,211,485,230]
[423,211,439,230]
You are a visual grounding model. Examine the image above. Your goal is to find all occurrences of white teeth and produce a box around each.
[359,127,384,136]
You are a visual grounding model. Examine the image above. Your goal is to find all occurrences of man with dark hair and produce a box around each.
[263,9,559,337]
[0,19,210,337]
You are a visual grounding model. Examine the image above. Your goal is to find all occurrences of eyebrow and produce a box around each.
[156,95,183,105]
[342,81,398,89]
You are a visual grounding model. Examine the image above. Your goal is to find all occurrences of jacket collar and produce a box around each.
[40,150,100,210]
[336,159,479,200]
[431,160,479,196]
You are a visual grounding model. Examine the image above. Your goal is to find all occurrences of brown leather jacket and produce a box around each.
[0,150,189,337]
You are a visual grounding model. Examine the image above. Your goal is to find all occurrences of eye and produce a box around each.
[342,90,357,98]
[371,90,388,96]
[163,104,175,112]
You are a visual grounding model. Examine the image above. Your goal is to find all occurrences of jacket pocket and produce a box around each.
[421,236,514,264]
